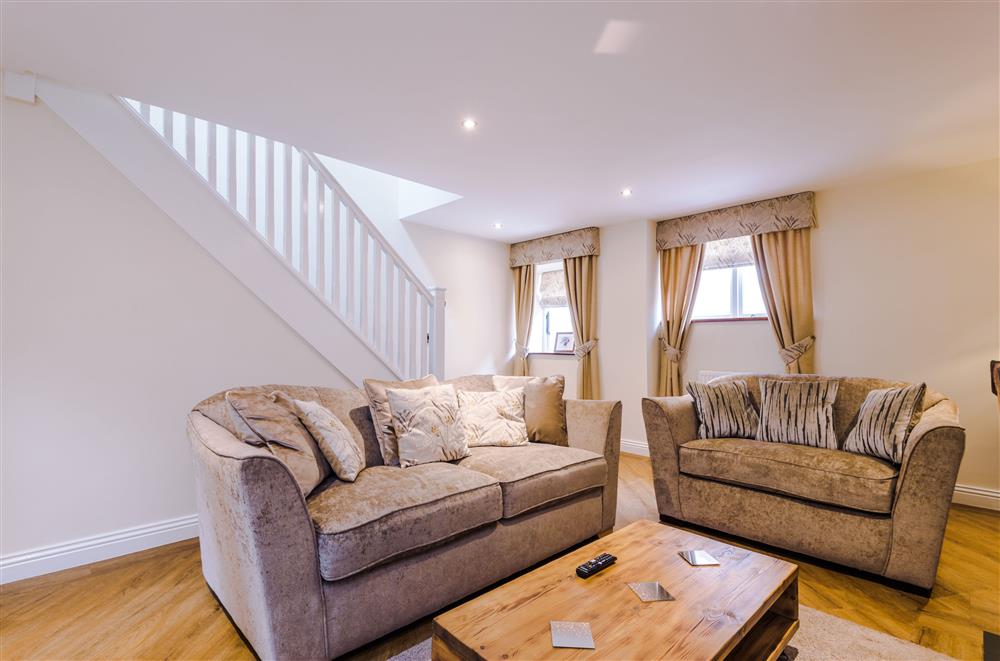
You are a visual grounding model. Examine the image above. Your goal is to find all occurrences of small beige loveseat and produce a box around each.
[642,374,965,591]
[187,375,622,659]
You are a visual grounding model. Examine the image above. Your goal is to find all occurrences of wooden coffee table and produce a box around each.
[432,519,798,660]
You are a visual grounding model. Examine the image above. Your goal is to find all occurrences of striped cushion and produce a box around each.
[843,384,926,463]
[687,380,759,440]
[757,379,839,449]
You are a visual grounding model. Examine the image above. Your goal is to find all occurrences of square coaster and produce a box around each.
[550,621,595,649]
[679,549,720,566]
[627,581,675,602]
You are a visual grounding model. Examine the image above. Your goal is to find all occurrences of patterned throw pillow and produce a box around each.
[386,384,470,468]
[363,374,439,466]
[686,380,759,440]
[756,379,839,450]
[273,392,365,482]
[225,390,331,496]
[458,388,529,447]
[844,384,926,463]
[492,375,568,445]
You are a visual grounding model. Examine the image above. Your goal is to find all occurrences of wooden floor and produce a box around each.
[2,453,997,660]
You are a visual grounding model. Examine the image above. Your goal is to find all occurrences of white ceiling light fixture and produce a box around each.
[620,187,633,198]
[461,117,478,131]
[492,222,504,230]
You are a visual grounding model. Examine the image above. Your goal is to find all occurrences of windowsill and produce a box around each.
[691,316,768,324]
[527,352,577,357]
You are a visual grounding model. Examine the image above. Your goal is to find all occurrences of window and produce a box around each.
[528,261,575,353]
[691,237,767,320]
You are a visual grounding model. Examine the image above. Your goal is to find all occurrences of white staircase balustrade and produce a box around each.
[120,99,444,380]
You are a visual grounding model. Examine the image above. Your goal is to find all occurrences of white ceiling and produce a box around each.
[4,2,997,242]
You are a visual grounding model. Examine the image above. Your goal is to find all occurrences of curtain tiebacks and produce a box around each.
[658,336,682,363]
[779,336,815,365]
[516,345,530,359]
[574,339,598,359]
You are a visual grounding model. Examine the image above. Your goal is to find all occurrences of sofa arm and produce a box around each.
[641,396,698,519]
[187,413,327,660]
[566,399,622,532]
[883,400,965,589]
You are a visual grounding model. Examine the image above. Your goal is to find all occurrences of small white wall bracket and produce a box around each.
[4,71,37,104]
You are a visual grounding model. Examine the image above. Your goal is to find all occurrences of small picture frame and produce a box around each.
[554,332,575,354]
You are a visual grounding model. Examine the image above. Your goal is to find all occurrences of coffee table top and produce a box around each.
[433,519,798,660]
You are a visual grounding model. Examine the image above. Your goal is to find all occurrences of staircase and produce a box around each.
[34,77,443,384]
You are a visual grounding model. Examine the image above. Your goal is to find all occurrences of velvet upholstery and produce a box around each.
[643,375,965,590]
[566,399,622,531]
[187,379,622,658]
[680,438,898,513]
[307,463,501,580]
[457,444,605,517]
[321,490,603,659]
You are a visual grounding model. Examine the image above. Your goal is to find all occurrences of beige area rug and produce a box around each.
[389,606,954,660]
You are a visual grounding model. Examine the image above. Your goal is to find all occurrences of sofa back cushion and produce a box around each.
[709,374,946,447]
[756,378,839,450]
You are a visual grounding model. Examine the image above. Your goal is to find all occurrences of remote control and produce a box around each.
[576,552,617,578]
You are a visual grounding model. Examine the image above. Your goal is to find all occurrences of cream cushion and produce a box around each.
[363,374,438,466]
[274,392,365,482]
[387,384,470,467]
[458,388,529,447]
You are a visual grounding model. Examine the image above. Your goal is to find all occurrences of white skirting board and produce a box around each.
[620,438,650,457]
[0,514,199,584]
[618,439,999,511]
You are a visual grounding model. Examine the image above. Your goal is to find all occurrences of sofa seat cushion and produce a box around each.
[307,463,502,581]
[679,438,898,514]
[456,443,606,518]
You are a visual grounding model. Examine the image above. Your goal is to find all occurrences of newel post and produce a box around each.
[430,287,447,379]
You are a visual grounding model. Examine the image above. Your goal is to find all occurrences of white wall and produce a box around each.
[683,320,784,381]
[0,87,514,569]
[406,223,513,378]
[0,92,355,558]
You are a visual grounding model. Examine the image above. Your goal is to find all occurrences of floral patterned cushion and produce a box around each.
[386,384,470,468]
[458,388,529,448]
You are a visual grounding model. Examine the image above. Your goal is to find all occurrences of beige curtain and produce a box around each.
[657,244,705,397]
[512,264,534,376]
[563,255,600,399]
[752,228,816,374]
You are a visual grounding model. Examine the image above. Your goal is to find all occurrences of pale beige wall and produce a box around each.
[813,159,999,492]
[407,224,513,378]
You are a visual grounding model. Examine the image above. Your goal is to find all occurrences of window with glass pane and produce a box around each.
[691,237,768,320]
[528,262,576,352]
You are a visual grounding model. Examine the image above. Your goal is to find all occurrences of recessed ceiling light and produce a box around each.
[620,187,633,197]
[461,117,478,131]
[492,222,504,230]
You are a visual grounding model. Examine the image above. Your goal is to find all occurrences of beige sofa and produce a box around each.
[642,374,964,591]
[187,375,622,659]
